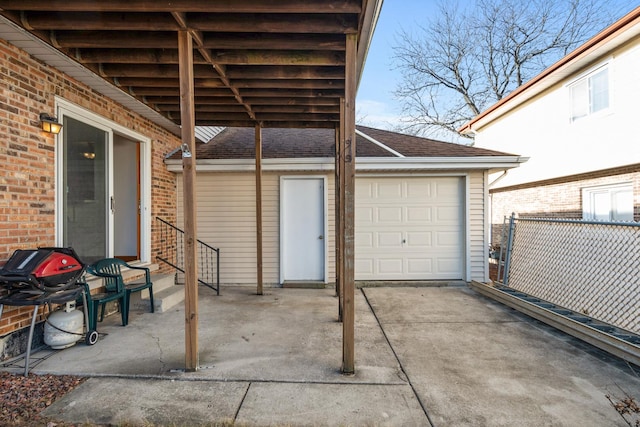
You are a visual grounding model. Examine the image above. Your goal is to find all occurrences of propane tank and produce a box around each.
[44,302,84,349]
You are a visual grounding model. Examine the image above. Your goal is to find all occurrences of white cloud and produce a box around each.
[355,99,403,129]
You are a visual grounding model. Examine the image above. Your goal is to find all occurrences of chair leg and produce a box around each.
[149,288,154,313]
[121,297,128,326]
[100,302,106,322]
[89,302,99,332]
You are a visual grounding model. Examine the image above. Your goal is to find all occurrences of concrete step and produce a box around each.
[129,273,177,312]
[282,281,326,289]
[152,285,185,313]
[149,273,176,293]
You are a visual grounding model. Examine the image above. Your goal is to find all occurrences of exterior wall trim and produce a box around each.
[165,156,527,173]
[54,97,153,262]
[491,163,640,193]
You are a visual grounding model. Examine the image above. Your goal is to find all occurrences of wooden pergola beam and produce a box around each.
[255,124,263,296]
[194,120,337,128]
[178,29,199,372]
[157,104,340,114]
[7,0,362,13]
[50,31,347,51]
[341,33,357,375]
[22,12,359,33]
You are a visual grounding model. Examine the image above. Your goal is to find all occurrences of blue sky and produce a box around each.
[356,0,435,130]
[356,0,639,135]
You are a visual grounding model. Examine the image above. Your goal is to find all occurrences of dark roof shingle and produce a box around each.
[167,126,516,160]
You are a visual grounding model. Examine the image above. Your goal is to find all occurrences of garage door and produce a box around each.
[355,177,464,280]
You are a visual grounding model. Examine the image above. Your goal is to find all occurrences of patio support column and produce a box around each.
[341,33,357,375]
[255,123,263,296]
[178,29,199,372]
[335,101,345,322]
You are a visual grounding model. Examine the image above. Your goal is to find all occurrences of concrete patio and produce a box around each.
[5,285,640,426]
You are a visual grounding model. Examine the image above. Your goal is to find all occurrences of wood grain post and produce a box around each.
[342,33,357,375]
[336,100,346,322]
[178,30,199,372]
[255,123,264,296]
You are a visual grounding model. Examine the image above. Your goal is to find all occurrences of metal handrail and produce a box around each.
[155,217,220,295]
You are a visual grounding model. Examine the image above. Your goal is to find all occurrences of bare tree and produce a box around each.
[393,0,631,141]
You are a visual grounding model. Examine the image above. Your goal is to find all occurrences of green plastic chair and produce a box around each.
[84,261,127,331]
[87,258,154,327]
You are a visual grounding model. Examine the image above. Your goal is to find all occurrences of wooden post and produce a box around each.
[334,126,341,308]
[178,30,199,372]
[255,123,263,296]
[336,100,346,322]
[342,33,357,375]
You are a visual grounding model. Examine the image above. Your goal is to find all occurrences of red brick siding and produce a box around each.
[489,168,640,245]
[0,39,180,336]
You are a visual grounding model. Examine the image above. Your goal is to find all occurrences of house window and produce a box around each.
[582,183,633,222]
[569,66,609,121]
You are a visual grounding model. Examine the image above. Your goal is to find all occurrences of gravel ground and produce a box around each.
[0,371,86,426]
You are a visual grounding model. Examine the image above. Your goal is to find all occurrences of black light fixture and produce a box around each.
[40,113,62,134]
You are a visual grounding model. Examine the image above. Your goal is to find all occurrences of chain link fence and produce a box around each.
[498,215,640,334]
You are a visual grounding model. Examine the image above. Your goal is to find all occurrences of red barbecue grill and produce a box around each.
[0,247,97,376]
[0,247,85,292]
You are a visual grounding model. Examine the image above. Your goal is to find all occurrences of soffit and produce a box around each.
[0,0,381,131]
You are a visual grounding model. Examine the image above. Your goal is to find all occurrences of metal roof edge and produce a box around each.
[165,155,527,172]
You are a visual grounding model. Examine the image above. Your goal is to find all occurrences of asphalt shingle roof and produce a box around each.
[167,126,515,160]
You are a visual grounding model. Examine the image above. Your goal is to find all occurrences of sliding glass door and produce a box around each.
[62,116,110,264]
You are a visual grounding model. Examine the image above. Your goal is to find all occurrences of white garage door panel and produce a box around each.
[356,207,374,223]
[437,205,461,222]
[437,258,461,273]
[356,177,464,281]
[356,259,374,275]
[407,207,431,222]
[378,258,403,274]
[437,231,462,246]
[407,232,432,247]
[407,258,433,274]
[379,207,402,222]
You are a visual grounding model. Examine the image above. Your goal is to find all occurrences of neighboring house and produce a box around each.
[460,7,640,244]
[165,126,526,285]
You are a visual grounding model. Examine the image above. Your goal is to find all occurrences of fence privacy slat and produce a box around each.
[503,216,640,334]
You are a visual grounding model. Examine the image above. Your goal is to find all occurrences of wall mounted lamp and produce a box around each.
[40,113,62,134]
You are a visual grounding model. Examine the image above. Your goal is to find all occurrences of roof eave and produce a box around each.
[459,6,640,134]
[165,155,528,172]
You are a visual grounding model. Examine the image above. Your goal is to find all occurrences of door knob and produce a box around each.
[319,235,324,240]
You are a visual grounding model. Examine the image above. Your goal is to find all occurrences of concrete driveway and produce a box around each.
[6,285,638,426]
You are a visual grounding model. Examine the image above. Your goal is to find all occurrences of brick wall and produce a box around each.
[489,165,640,245]
[0,38,181,338]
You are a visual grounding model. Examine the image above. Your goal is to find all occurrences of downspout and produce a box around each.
[489,170,508,188]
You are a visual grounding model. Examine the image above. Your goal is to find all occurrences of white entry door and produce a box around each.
[281,177,326,282]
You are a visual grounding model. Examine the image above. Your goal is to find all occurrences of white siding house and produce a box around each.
[460,7,640,240]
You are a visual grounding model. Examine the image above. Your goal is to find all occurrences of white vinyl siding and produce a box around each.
[177,172,335,286]
[177,170,486,285]
[468,171,487,282]
[177,173,280,285]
